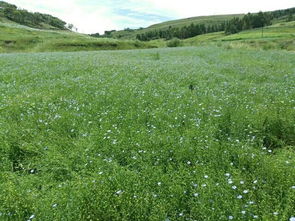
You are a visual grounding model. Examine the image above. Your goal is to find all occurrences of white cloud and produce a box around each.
[3,0,295,34]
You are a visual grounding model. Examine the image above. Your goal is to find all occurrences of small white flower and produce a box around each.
[157,182,162,186]
[115,190,123,195]
[243,190,249,194]
[241,211,246,215]
[204,175,209,179]
[228,179,233,184]
[273,212,278,216]
[232,185,237,190]
[225,173,230,177]
[289,217,295,221]
[29,214,35,220]
[202,184,207,187]
[240,181,245,184]
[253,215,258,219]
[179,213,183,217]
[291,186,295,189]
[253,180,258,184]
[228,215,233,220]
[193,193,199,197]
[237,195,243,199]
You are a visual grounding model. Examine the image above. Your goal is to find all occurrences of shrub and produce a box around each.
[167,38,181,47]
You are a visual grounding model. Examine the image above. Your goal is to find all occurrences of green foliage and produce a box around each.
[225,12,273,35]
[0,46,294,220]
[151,52,160,60]
[136,23,224,41]
[261,117,295,149]
[0,1,66,29]
[166,38,181,47]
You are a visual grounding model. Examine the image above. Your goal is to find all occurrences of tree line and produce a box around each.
[0,1,67,29]
[224,12,272,34]
[136,23,226,41]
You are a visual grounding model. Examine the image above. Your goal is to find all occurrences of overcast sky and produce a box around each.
[4,0,295,34]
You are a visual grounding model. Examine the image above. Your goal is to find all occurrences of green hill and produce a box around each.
[183,21,295,51]
[102,7,294,41]
[0,1,67,30]
[0,22,157,53]
[109,14,243,39]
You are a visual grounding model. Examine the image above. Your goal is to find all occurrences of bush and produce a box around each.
[167,38,181,47]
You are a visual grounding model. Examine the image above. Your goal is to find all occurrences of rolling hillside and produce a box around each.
[110,14,243,39]
[0,20,158,53]
[183,21,295,51]
[0,1,160,53]
[102,7,294,41]
[0,0,294,53]
[1,18,294,53]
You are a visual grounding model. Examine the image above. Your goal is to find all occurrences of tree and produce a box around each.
[287,13,294,22]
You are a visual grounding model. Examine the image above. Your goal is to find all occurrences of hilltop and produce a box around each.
[0,1,67,30]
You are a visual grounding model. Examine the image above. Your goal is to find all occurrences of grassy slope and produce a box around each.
[0,22,158,53]
[183,21,295,51]
[0,46,294,220]
[111,14,243,39]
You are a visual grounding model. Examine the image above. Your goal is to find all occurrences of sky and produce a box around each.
[4,0,295,34]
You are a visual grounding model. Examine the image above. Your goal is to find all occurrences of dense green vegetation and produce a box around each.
[224,8,295,34]
[136,22,225,41]
[0,1,67,30]
[0,46,295,221]
[0,2,294,220]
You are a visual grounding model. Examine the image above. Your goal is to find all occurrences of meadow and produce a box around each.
[0,46,295,221]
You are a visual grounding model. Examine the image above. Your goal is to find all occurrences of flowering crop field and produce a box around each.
[0,46,295,221]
